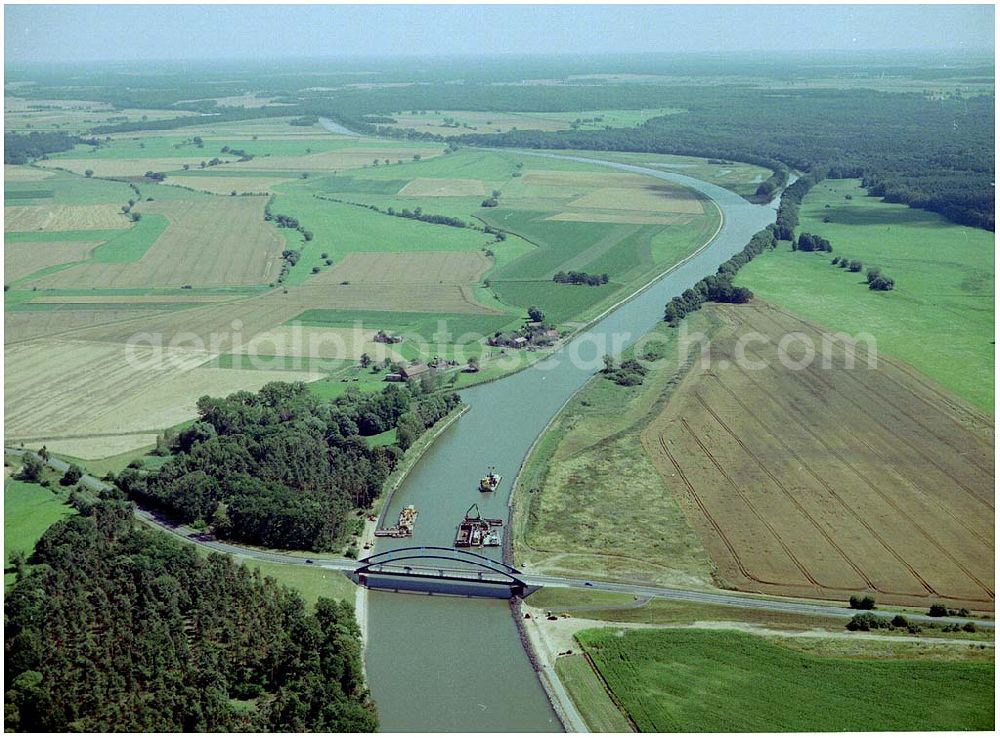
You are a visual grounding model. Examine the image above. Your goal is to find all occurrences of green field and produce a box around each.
[490,279,619,325]
[89,214,168,262]
[577,628,995,731]
[736,179,994,411]
[5,169,132,204]
[4,476,75,586]
[293,308,516,346]
[242,559,356,608]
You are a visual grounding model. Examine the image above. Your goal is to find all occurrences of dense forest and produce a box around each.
[445,89,993,230]
[116,381,460,550]
[4,131,84,164]
[4,500,376,731]
[7,56,992,228]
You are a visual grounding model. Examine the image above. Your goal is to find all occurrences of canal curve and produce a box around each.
[365,155,779,731]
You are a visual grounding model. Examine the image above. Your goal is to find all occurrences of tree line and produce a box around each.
[116,381,459,551]
[664,227,778,325]
[314,194,470,229]
[553,270,610,286]
[4,500,376,731]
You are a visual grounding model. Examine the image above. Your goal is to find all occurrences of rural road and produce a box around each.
[8,447,994,631]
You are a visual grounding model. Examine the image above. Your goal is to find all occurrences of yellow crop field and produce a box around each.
[397,177,487,197]
[5,240,99,280]
[316,251,491,285]
[4,204,130,232]
[25,197,284,289]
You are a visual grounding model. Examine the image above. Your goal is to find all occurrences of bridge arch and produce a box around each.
[352,546,534,598]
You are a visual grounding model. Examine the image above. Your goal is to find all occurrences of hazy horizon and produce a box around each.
[5,4,995,64]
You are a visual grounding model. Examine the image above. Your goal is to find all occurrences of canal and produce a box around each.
[365,155,779,731]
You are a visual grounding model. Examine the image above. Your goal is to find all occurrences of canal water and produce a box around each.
[365,157,779,731]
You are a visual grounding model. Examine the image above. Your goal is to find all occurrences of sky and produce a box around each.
[4,4,995,64]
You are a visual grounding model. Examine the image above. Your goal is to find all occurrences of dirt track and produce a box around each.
[642,302,994,609]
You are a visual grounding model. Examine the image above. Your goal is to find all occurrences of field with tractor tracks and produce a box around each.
[642,302,994,608]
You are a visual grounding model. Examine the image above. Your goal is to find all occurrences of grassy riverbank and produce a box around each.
[511,311,718,587]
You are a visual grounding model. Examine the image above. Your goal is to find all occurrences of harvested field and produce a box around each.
[64,281,499,350]
[35,434,159,460]
[5,340,208,439]
[314,251,491,285]
[233,325,405,361]
[5,339,321,451]
[4,204,130,232]
[546,211,693,225]
[4,165,54,181]
[164,175,295,195]
[5,240,99,280]
[569,186,705,214]
[520,170,657,189]
[397,177,486,197]
[642,302,994,608]
[26,294,238,305]
[217,146,442,172]
[39,157,211,178]
[92,367,322,436]
[24,197,283,288]
[5,308,179,344]
[288,283,498,313]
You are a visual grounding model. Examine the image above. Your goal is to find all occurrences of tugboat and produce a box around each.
[479,466,502,493]
[454,503,503,547]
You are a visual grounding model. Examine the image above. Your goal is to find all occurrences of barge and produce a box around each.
[374,505,418,538]
[454,503,503,547]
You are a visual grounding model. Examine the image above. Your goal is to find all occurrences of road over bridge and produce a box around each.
[9,447,994,628]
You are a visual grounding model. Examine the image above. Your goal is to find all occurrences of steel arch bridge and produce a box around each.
[351,546,537,598]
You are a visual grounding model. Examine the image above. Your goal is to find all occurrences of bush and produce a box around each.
[928,603,949,617]
[891,614,909,628]
[60,464,83,486]
[849,594,876,610]
[17,455,44,482]
[846,612,890,631]
[869,275,895,291]
[962,621,977,633]
[848,260,863,272]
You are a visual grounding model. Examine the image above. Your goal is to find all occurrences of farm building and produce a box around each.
[399,363,431,379]
[374,330,403,344]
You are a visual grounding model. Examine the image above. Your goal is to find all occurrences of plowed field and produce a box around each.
[642,302,994,609]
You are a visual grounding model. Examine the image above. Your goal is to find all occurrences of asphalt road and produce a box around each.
[8,447,993,630]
